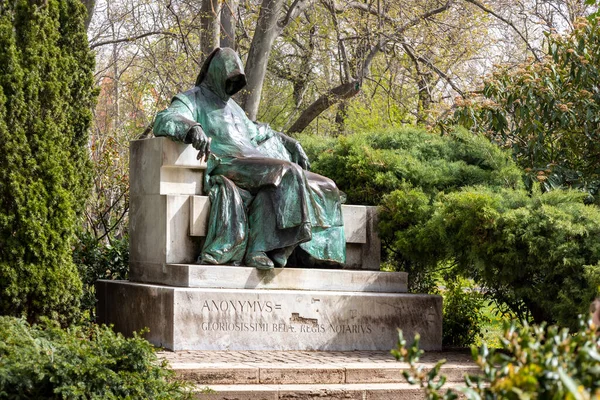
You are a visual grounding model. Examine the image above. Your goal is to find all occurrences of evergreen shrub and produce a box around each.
[0,0,96,323]
[0,316,192,399]
[302,126,523,294]
[303,127,600,329]
[301,126,522,206]
[423,187,600,328]
[73,233,129,320]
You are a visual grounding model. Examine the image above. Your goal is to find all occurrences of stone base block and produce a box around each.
[129,264,408,293]
[96,280,441,351]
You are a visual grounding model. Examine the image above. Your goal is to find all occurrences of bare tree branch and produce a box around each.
[361,0,454,79]
[287,1,455,133]
[464,0,542,62]
[167,1,192,59]
[280,0,315,30]
[330,0,396,24]
[90,30,178,50]
[287,81,360,133]
[402,42,465,97]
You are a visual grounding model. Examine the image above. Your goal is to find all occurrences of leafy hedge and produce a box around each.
[441,278,485,348]
[73,232,129,320]
[382,185,600,328]
[0,317,191,399]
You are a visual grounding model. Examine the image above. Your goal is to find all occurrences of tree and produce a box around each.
[450,15,600,199]
[240,0,316,121]
[80,0,585,241]
[0,0,96,323]
[200,0,220,56]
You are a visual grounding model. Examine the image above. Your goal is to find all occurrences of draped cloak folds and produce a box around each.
[153,48,346,266]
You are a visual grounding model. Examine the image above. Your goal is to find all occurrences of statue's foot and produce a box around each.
[199,253,219,265]
[269,245,297,268]
[246,252,274,270]
[270,251,287,268]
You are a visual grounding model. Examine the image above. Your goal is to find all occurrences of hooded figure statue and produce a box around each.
[154,47,346,270]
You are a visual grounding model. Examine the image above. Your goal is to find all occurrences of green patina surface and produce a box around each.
[154,48,345,269]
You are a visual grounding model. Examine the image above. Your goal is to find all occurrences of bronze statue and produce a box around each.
[154,48,345,270]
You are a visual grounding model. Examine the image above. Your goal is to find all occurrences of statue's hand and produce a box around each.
[294,142,311,171]
[185,125,211,162]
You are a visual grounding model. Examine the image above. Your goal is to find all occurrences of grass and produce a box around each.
[476,301,520,348]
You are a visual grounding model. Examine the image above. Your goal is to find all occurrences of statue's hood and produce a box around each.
[195,47,247,102]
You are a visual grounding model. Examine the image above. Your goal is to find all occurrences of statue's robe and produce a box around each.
[153,48,345,266]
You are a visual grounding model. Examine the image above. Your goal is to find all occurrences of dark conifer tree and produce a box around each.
[0,0,96,323]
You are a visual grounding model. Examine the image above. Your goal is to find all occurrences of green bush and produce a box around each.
[301,126,523,206]
[442,278,485,348]
[304,127,600,329]
[432,187,600,328]
[302,126,523,293]
[382,184,600,328]
[0,316,191,399]
[73,233,129,320]
[0,0,96,323]
[393,314,600,399]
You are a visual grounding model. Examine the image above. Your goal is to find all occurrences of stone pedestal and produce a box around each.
[97,267,441,351]
[95,138,443,351]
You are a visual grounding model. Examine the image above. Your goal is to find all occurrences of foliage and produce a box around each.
[476,302,513,349]
[73,233,129,320]
[449,16,600,200]
[305,127,600,329]
[393,314,600,399]
[382,183,600,328]
[442,278,485,348]
[0,0,96,323]
[427,187,600,328]
[302,126,523,206]
[0,316,192,399]
[303,126,522,293]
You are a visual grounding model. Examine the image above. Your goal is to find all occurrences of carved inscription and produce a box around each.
[201,322,269,332]
[201,300,279,313]
[199,298,373,334]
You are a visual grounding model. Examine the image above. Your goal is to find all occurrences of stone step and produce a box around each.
[193,382,465,400]
[162,350,478,386]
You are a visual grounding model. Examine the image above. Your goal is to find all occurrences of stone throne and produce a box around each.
[96,137,442,351]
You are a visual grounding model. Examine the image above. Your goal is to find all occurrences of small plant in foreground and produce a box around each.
[0,316,192,399]
[393,315,600,399]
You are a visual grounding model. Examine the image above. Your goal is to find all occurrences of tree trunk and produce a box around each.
[200,0,221,57]
[220,0,238,49]
[241,0,284,121]
[81,0,95,30]
[82,0,96,31]
[416,74,432,125]
[335,101,347,136]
